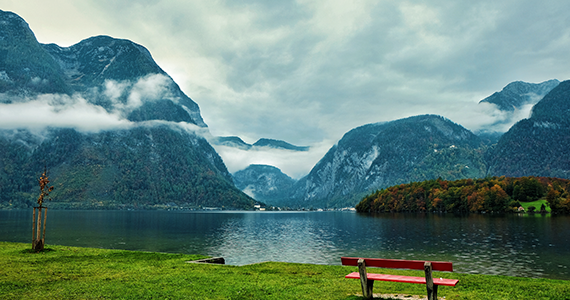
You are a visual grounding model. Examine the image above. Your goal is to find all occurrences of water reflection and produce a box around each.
[207,212,344,265]
[1,210,569,279]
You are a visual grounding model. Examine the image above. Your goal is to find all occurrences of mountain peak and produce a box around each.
[43,35,164,88]
[0,9,69,95]
[212,136,252,150]
[253,138,309,151]
[479,79,560,112]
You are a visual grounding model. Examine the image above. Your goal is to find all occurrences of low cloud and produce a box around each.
[0,93,132,132]
[441,100,535,134]
[0,74,178,133]
[213,140,335,179]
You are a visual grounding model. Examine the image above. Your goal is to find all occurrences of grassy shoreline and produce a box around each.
[1,242,569,299]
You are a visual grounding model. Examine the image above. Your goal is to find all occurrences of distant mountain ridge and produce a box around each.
[212,136,309,151]
[232,164,296,203]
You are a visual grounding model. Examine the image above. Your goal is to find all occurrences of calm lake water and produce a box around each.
[1,210,569,280]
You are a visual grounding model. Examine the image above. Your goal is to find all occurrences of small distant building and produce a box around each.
[254,204,265,211]
[518,206,525,212]
[203,207,222,211]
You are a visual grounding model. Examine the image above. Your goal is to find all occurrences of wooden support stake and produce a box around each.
[32,208,36,248]
[36,208,41,242]
[42,207,47,245]
[424,261,438,300]
[358,258,374,299]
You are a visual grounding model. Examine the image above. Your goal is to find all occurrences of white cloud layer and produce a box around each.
[2,0,570,177]
[0,93,131,132]
[0,74,179,133]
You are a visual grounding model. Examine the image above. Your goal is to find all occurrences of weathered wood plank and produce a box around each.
[345,272,458,286]
[341,257,453,272]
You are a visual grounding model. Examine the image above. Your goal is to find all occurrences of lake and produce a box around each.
[1,210,569,280]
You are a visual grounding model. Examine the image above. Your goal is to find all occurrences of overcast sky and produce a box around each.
[2,0,570,178]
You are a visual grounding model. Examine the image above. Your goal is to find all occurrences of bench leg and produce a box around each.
[424,262,438,300]
[358,259,374,299]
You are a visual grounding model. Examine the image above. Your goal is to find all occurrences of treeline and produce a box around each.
[356,176,570,214]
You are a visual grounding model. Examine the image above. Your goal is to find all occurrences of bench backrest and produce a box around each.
[341,257,453,272]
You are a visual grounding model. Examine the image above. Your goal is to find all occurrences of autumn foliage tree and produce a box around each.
[356,176,570,214]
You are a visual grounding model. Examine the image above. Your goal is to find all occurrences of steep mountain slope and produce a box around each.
[232,164,296,204]
[0,10,253,209]
[286,115,487,208]
[488,80,570,178]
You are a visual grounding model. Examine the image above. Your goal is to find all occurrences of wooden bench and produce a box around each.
[341,257,459,300]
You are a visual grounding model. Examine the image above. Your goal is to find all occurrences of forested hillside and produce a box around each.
[0,126,255,209]
[356,176,570,214]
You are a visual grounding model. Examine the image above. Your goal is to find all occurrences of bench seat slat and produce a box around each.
[341,257,453,272]
[345,272,459,287]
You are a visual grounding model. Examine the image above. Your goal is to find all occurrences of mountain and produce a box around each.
[479,80,559,112]
[232,164,296,204]
[0,10,254,209]
[252,138,309,151]
[211,136,309,151]
[284,115,487,208]
[211,136,252,150]
[488,80,570,178]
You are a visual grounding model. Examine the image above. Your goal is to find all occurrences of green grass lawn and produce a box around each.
[520,199,551,213]
[1,242,569,299]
